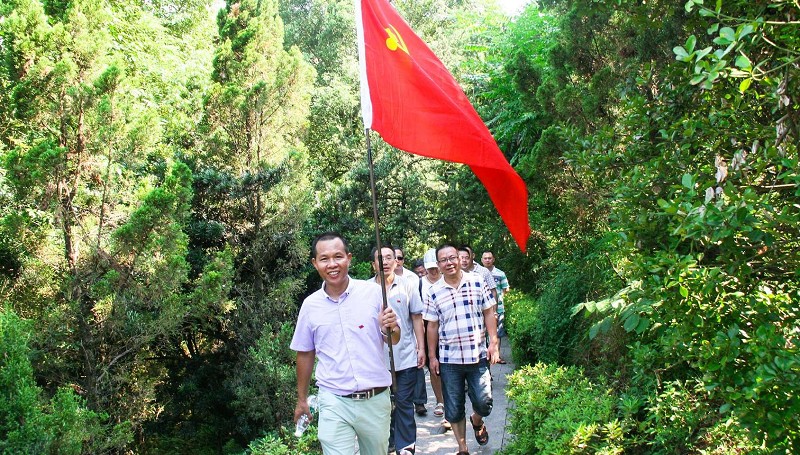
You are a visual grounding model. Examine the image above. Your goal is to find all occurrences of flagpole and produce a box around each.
[366,127,398,396]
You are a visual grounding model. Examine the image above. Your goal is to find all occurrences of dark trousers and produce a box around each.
[390,367,418,450]
[413,367,426,405]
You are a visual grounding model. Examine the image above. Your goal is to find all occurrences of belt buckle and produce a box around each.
[350,391,370,400]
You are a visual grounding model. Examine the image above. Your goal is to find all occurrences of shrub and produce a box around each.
[505,262,596,366]
[228,322,300,440]
[244,426,322,455]
[501,363,617,454]
[504,290,540,365]
[0,309,130,453]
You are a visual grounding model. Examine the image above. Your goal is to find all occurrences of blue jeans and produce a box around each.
[389,367,418,450]
[439,358,493,423]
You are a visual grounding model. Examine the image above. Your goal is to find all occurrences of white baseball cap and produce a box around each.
[423,248,437,269]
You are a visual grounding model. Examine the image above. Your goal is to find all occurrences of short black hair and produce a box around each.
[412,259,425,269]
[311,232,349,259]
[436,243,459,261]
[370,244,396,261]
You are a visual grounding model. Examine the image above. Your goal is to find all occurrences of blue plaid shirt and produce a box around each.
[422,271,496,364]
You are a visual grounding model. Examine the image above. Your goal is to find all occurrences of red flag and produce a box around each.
[356,0,531,252]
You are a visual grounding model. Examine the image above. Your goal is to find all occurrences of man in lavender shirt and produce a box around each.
[291,232,400,455]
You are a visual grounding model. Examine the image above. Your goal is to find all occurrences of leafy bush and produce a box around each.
[0,309,131,453]
[244,426,322,455]
[505,261,600,366]
[504,291,540,365]
[501,363,618,454]
[502,358,764,455]
[229,323,300,440]
[635,377,767,454]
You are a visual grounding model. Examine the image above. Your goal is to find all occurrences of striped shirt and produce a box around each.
[422,271,496,364]
[488,266,509,312]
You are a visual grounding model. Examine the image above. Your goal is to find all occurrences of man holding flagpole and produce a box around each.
[291,232,401,455]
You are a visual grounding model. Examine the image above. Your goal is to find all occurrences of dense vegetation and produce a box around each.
[1,0,797,454]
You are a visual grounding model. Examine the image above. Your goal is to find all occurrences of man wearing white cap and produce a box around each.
[417,248,446,418]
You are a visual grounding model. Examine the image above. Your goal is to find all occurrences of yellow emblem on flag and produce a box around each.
[384,24,409,54]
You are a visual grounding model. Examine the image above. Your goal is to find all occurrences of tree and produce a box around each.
[513,0,800,450]
[1,0,220,448]
[0,309,129,453]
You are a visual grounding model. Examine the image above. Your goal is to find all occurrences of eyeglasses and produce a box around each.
[437,256,459,264]
[396,256,404,261]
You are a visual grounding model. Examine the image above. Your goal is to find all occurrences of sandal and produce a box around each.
[433,402,444,417]
[497,358,507,364]
[470,413,489,446]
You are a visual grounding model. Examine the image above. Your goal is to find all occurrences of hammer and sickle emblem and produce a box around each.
[385,24,409,54]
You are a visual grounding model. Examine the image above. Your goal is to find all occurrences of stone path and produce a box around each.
[410,342,514,455]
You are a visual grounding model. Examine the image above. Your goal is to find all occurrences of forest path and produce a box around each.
[411,342,515,455]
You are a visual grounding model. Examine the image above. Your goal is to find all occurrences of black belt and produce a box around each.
[340,386,387,400]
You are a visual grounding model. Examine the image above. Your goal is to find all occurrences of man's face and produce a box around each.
[481,252,495,269]
[374,247,396,277]
[312,238,352,288]
[394,249,405,272]
[458,250,471,271]
[438,247,461,279]
[426,266,441,281]
[414,265,427,277]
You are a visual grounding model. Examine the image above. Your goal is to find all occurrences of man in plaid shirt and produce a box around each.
[422,244,499,455]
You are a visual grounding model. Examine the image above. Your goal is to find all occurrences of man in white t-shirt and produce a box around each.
[372,245,424,455]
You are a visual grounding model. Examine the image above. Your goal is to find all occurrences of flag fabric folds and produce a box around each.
[355,0,531,251]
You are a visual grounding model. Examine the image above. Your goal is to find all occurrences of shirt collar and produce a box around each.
[370,273,400,289]
[321,276,352,302]
[442,271,466,290]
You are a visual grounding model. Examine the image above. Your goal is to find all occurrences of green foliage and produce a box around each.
[506,248,617,366]
[504,291,541,365]
[646,380,715,452]
[494,0,798,451]
[501,363,617,454]
[245,427,322,455]
[4,0,796,451]
[502,355,764,455]
[0,310,131,453]
[228,323,299,440]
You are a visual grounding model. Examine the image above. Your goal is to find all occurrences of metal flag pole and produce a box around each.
[365,128,398,396]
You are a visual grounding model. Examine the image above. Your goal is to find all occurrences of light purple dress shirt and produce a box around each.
[290,277,392,395]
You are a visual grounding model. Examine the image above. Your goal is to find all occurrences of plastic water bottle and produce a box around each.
[294,395,318,437]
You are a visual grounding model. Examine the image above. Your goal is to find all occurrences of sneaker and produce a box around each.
[414,403,427,416]
[433,402,444,417]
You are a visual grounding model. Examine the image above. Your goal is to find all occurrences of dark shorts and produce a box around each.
[439,358,493,423]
